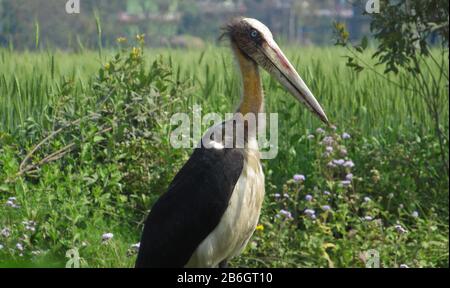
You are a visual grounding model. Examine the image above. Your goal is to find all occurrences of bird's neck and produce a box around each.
[233,45,264,115]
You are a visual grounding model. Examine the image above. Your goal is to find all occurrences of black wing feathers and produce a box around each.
[135,147,244,267]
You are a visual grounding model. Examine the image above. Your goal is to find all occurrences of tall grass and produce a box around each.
[1,46,447,137]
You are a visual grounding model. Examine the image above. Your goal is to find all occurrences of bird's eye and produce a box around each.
[250,30,258,38]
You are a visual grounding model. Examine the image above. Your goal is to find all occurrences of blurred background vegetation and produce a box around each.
[0,0,375,50]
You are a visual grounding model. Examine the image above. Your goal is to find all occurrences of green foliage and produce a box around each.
[0,44,448,267]
[0,39,189,267]
[333,0,449,180]
[369,0,448,74]
[235,128,448,268]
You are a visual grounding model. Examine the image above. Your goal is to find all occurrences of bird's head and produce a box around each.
[224,17,329,125]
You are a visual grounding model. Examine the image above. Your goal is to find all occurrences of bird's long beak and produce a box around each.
[257,40,329,125]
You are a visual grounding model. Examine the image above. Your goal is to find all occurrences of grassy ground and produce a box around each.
[0,43,448,267]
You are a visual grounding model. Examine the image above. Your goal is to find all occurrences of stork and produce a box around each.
[135,18,329,268]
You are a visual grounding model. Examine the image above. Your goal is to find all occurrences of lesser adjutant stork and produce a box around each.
[136,18,329,268]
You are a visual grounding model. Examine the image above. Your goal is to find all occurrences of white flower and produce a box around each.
[5,200,19,209]
[412,211,419,218]
[326,146,333,153]
[399,264,409,268]
[364,197,371,202]
[307,134,315,140]
[364,216,373,221]
[102,233,114,242]
[316,128,325,134]
[323,191,331,196]
[305,195,313,201]
[0,244,4,250]
[394,225,407,234]
[1,228,11,238]
[23,221,36,232]
[16,243,24,251]
[346,173,354,181]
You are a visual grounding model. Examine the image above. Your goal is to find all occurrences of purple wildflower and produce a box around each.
[293,174,306,182]
[322,205,331,211]
[342,132,351,139]
[102,233,114,242]
[305,194,313,201]
[341,180,352,187]
[333,159,345,166]
[322,136,334,146]
[343,160,355,168]
[304,209,316,219]
[279,209,293,219]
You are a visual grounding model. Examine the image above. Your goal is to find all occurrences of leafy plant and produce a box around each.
[334,0,449,177]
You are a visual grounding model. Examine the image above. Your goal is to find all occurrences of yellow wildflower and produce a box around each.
[116,37,127,44]
[255,224,264,232]
[136,34,146,43]
[131,47,141,59]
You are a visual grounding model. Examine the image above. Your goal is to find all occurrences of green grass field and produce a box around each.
[0,44,448,267]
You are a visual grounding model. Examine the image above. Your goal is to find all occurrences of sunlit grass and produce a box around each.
[1,46,447,135]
